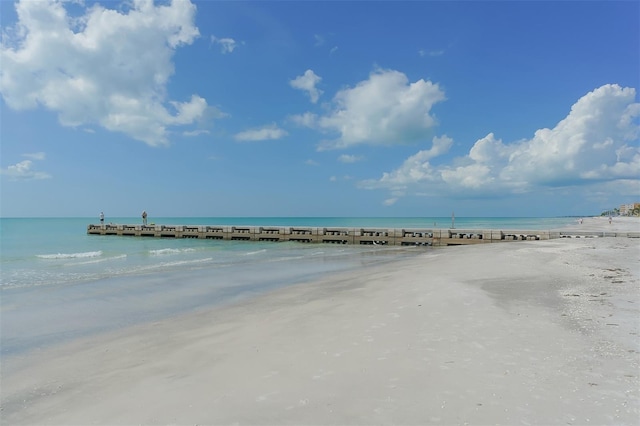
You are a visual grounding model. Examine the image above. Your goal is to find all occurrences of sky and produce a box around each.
[0,0,638,218]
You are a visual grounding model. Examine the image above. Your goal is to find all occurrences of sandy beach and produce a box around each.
[2,217,639,425]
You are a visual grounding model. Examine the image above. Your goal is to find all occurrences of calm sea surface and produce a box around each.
[1,217,575,356]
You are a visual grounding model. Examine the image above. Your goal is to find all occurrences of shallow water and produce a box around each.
[0,217,576,356]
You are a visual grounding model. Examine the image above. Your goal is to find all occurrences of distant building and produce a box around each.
[620,203,640,216]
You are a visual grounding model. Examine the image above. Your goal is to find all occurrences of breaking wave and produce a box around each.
[149,248,196,256]
[37,251,103,260]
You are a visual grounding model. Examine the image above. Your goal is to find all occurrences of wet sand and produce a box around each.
[2,217,639,425]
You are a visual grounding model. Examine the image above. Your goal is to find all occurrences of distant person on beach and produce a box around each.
[100,212,104,223]
[142,211,148,225]
[609,216,612,224]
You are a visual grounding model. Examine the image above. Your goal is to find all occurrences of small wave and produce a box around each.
[37,251,103,260]
[163,257,213,267]
[243,249,267,256]
[267,255,307,262]
[66,254,127,266]
[135,257,214,271]
[149,248,196,256]
[0,270,100,289]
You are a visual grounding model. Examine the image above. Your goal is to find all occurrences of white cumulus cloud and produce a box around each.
[361,84,640,201]
[234,124,288,142]
[498,84,640,187]
[289,112,318,128]
[295,69,446,150]
[0,0,208,146]
[290,70,323,104]
[1,153,51,181]
[360,135,453,190]
[211,35,241,54]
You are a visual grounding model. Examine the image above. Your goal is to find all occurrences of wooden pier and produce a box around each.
[86,224,639,246]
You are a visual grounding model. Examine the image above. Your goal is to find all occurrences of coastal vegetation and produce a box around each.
[601,203,640,217]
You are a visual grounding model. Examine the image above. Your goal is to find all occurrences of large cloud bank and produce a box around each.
[0,0,207,146]
[361,84,639,199]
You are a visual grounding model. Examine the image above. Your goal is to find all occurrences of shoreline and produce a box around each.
[1,217,639,425]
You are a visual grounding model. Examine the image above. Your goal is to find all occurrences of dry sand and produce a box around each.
[558,215,640,234]
[2,217,639,425]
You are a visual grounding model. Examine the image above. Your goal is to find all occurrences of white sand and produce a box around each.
[2,218,639,425]
[557,215,640,234]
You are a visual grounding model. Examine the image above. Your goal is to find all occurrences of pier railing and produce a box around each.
[86,224,640,246]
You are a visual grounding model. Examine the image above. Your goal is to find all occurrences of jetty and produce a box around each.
[86,224,639,246]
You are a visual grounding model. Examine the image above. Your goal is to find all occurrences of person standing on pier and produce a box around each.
[142,210,147,226]
[100,212,104,224]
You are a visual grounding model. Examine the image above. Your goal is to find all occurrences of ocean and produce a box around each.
[1,217,576,357]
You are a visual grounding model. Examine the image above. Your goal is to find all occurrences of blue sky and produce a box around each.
[1,0,638,218]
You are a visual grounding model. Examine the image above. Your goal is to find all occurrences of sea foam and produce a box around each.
[65,254,127,266]
[37,251,103,260]
[149,248,196,256]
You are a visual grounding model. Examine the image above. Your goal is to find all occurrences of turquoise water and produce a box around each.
[1,217,575,289]
[0,217,575,356]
